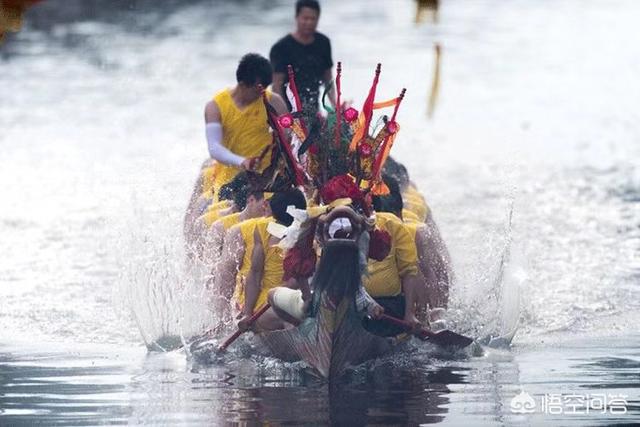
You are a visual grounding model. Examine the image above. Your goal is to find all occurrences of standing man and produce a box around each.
[205,53,288,200]
[270,0,334,112]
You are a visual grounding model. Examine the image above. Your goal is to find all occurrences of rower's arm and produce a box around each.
[269,92,289,116]
[204,101,246,167]
[214,227,244,300]
[243,229,265,316]
[202,221,225,268]
[355,286,383,318]
[395,223,419,279]
[271,72,286,100]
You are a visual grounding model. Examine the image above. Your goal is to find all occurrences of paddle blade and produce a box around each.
[424,329,474,350]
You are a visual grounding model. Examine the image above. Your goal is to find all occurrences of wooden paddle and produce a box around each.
[379,313,473,350]
[217,304,270,352]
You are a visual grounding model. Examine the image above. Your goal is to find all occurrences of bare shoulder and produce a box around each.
[269,91,285,104]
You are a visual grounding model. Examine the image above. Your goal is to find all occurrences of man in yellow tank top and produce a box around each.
[372,175,451,311]
[204,53,289,200]
[238,189,307,332]
[190,173,251,260]
[202,176,268,266]
[184,159,218,250]
[216,218,261,300]
[368,174,431,328]
[210,189,275,325]
[189,192,236,261]
[383,157,452,304]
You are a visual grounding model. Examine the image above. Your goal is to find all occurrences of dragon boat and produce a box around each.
[190,205,472,381]
[187,62,474,380]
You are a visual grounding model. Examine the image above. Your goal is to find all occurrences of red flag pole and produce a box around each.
[360,63,382,144]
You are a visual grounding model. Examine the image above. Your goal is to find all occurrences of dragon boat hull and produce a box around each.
[254,297,402,380]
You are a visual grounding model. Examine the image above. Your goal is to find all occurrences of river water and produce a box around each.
[1,0,639,425]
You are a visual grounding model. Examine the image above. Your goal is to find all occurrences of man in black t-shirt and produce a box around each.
[270,0,334,113]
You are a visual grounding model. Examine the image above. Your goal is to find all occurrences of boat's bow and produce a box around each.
[257,206,395,379]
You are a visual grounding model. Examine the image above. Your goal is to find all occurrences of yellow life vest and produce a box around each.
[211,88,273,199]
[363,212,418,297]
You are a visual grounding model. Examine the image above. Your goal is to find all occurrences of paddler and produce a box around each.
[237,188,308,332]
[188,181,236,260]
[212,217,264,324]
[184,158,217,248]
[383,157,452,300]
[201,174,268,266]
[367,192,423,328]
[372,174,449,309]
[204,53,289,200]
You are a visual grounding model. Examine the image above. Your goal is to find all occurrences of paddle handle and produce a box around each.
[379,313,435,339]
[218,304,270,352]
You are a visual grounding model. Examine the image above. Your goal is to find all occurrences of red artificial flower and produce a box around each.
[368,228,391,261]
[386,120,398,134]
[283,246,317,280]
[278,114,294,128]
[343,107,359,123]
[319,174,361,204]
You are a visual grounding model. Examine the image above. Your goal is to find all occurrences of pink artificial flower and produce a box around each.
[343,107,359,122]
[278,114,294,128]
